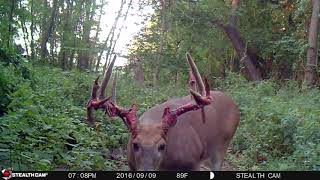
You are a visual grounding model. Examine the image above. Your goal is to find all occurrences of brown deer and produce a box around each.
[86,53,240,171]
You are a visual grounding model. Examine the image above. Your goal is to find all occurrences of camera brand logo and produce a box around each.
[1,168,12,180]
[1,168,48,179]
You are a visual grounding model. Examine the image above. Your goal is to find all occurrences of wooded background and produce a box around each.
[0,0,319,171]
[1,0,319,85]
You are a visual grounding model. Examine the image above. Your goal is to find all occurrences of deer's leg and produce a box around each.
[200,159,212,171]
[212,158,224,171]
[208,145,228,171]
[210,111,239,171]
[210,156,223,170]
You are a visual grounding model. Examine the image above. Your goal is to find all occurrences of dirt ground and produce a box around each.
[221,160,238,171]
[54,148,239,171]
[111,148,239,171]
[199,160,238,171]
[110,147,239,171]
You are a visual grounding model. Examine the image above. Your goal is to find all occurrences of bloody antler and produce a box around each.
[162,53,212,131]
[107,103,138,137]
[86,55,138,135]
[86,76,112,126]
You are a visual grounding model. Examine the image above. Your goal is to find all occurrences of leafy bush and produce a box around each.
[0,48,32,115]
[0,63,187,171]
[1,59,319,171]
[218,73,320,171]
[0,63,114,170]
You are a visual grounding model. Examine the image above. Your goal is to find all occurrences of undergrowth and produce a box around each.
[217,73,320,171]
[0,59,185,170]
[0,59,319,171]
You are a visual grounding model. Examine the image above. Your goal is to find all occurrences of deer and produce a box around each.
[86,53,240,171]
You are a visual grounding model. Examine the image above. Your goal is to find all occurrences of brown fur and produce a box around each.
[127,91,240,171]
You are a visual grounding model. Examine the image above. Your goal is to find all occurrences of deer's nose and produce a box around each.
[141,153,155,171]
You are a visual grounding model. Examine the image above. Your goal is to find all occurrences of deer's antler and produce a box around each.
[86,55,138,135]
[162,53,212,132]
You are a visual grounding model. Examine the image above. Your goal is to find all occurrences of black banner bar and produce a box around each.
[1,171,320,180]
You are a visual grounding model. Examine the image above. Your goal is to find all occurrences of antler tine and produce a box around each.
[107,102,139,137]
[99,55,117,99]
[204,76,210,97]
[86,55,138,134]
[186,52,205,96]
[189,70,197,99]
[87,76,101,127]
[162,87,212,129]
[162,54,212,129]
[91,76,100,99]
[190,89,211,106]
[111,71,118,103]
[87,106,95,127]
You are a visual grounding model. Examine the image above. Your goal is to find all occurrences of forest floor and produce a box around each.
[221,160,238,171]
[53,149,239,171]
[108,148,239,171]
[199,160,239,171]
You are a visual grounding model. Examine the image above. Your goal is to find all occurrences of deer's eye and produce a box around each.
[133,143,140,152]
[158,144,166,151]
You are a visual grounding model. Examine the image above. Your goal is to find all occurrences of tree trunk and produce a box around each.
[132,60,144,83]
[40,0,58,60]
[19,1,29,56]
[304,0,319,86]
[102,30,116,73]
[59,0,71,69]
[230,0,240,25]
[78,0,95,70]
[21,20,29,56]
[222,25,262,81]
[90,0,105,70]
[49,34,55,64]
[98,0,126,72]
[88,0,97,70]
[104,0,133,69]
[69,0,84,69]
[211,0,262,81]
[7,0,15,48]
[30,0,35,59]
[153,0,168,85]
[133,63,145,83]
[69,44,75,68]
[100,0,126,73]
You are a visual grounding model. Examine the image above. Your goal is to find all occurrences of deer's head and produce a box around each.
[87,53,212,171]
